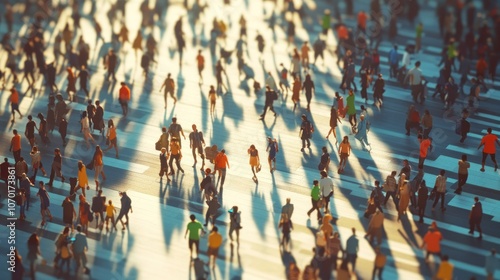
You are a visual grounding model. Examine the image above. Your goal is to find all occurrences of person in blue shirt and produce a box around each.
[345,227,359,271]
[388,45,399,79]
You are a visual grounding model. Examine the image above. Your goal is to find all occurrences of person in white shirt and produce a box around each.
[432,169,447,212]
[407,61,425,103]
[401,49,411,70]
[80,111,96,148]
[319,171,334,212]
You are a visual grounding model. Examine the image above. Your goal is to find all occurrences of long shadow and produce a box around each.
[220,91,243,128]
[176,70,185,102]
[251,186,269,239]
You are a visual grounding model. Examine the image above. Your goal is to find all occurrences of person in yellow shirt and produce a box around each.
[105,200,117,231]
[77,161,89,197]
[436,255,454,280]
[207,226,223,268]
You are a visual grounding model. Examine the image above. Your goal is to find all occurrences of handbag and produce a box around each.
[256,164,261,173]
[86,161,94,170]
[155,141,162,151]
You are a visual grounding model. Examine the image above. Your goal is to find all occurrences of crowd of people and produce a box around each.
[1,0,500,279]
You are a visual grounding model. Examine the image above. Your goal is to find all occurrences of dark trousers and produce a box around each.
[301,138,311,149]
[432,192,445,209]
[169,154,182,172]
[411,84,424,103]
[389,63,398,78]
[261,104,276,117]
[205,212,216,226]
[469,220,482,235]
[418,203,426,222]
[13,150,21,163]
[457,173,468,190]
[372,266,384,280]
[422,127,432,139]
[418,157,426,169]
[115,209,129,225]
[349,114,357,127]
[459,131,468,143]
[481,153,497,166]
[383,191,398,210]
[346,254,357,270]
[307,198,322,220]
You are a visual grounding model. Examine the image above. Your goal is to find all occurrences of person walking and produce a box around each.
[372,246,387,280]
[407,61,424,103]
[47,148,65,187]
[247,144,260,182]
[185,214,206,258]
[372,74,385,106]
[30,146,47,180]
[105,200,118,231]
[459,110,471,143]
[432,170,447,212]
[214,149,229,189]
[61,196,76,230]
[104,49,117,81]
[260,86,278,120]
[326,103,341,141]
[469,196,483,239]
[405,105,421,136]
[204,196,221,227]
[417,180,429,223]
[168,137,184,175]
[9,129,22,163]
[320,171,334,213]
[104,119,119,158]
[159,147,170,182]
[366,209,384,246]
[485,249,498,280]
[318,147,330,174]
[159,73,177,108]
[78,194,91,234]
[455,154,470,194]
[93,146,106,190]
[299,114,313,152]
[291,76,301,111]
[168,117,186,148]
[15,158,28,187]
[196,50,205,83]
[477,128,499,172]
[37,113,49,146]
[77,161,89,197]
[54,226,72,273]
[37,182,53,226]
[421,221,442,262]
[215,60,227,94]
[189,124,205,170]
[355,115,370,151]
[278,213,293,251]
[9,88,23,123]
[118,82,131,117]
[91,190,106,230]
[19,173,32,212]
[345,228,359,271]
[25,115,37,149]
[338,136,351,174]
[266,137,278,172]
[66,67,77,102]
[398,178,410,220]
[59,118,68,146]
[208,85,217,114]
[421,110,433,139]
[228,206,242,245]
[207,226,222,268]
[370,181,384,212]
[436,255,454,280]
[72,225,90,274]
[26,233,41,279]
[115,191,133,230]
[78,65,90,96]
[93,101,105,136]
[388,45,399,79]
[418,135,432,169]
[307,180,323,221]
[382,171,398,209]
[281,198,294,222]
[80,111,96,149]
[346,89,357,132]
[302,74,315,111]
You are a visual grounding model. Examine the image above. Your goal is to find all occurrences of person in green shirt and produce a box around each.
[346,89,357,132]
[185,214,206,258]
[415,23,423,53]
[321,10,331,35]
[307,180,323,220]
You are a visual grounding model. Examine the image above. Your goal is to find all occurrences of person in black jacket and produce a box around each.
[373,74,385,106]
[459,109,471,143]
[469,196,483,239]
[59,118,68,146]
[104,49,117,81]
[78,65,89,96]
[417,180,428,223]
[259,86,277,120]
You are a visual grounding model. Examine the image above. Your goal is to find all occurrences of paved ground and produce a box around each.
[0,0,499,279]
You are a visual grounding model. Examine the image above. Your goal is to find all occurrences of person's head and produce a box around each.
[403,159,409,166]
[189,214,195,221]
[418,135,423,141]
[31,146,38,153]
[322,146,327,153]
[461,154,467,161]
[232,206,238,213]
[108,200,113,205]
[76,225,82,232]
[55,148,60,155]
[95,100,100,106]
[13,129,18,135]
[27,115,32,121]
[415,61,421,67]
[98,189,102,196]
[343,136,349,143]
[205,168,211,175]
[192,124,197,131]
[161,147,166,153]
[167,73,171,78]
[351,227,356,235]
[360,114,365,120]
[335,91,340,98]
[320,171,327,178]
[301,114,307,121]
[82,111,87,118]
[63,227,70,235]
[120,82,126,86]
[221,149,225,154]
[360,105,366,111]
[4,158,8,163]
[198,49,202,54]
[28,233,39,245]
[37,113,44,120]
[78,160,84,170]
[172,117,177,123]
[440,169,445,176]
[348,89,354,96]
[211,226,218,233]
[250,144,255,150]
[96,145,101,152]
[375,180,380,187]
[420,180,426,188]
[286,198,291,204]
[491,249,497,256]
[487,128,492,134]
[474,196,479,202]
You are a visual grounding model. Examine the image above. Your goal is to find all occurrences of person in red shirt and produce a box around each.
[477,128,500,172]
[213,149,230,190]
[418,135,433,168]
[9,88,23,123]
[357,10,368,36]
[421,221,442,261]
[9,129,22,162]
[476,55,488,79]
[405,105,421,136]
[118,82,131,116]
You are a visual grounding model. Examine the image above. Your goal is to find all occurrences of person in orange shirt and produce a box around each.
[477,128,500,172]
[418,135,433,169]
[300,42,310,69]
[118,82,131,116]
[10,129,22,162]
[214,149,230,190]
[104,119,119,158]
[476,55,488,79]
[421,221,442,262]
[196,50,204,84]
[357,10,368,36]
[9,88,23,123]
[93,145,106,190]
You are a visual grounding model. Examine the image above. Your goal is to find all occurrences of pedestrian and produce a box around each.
[86,100,95,132]
[366,209,384,246]
[196,50,204,83]
[405,105,421,136]
[55,94,68,127]
[469,196,483,239]
[279,63,291,93]
[77,161,89,197]
[19,173,32,214]
[338,136,351,173]
[30,146,47,180]
[279,213,293,251]
[37,113,49,145]
[26,233,41,279]
[168,117,186,148]
[301,41,310,69]
[93,100,105,136]
[105,200,117,231]
[91,190,106,230]
[259,86,278,120]
[228,206,242,245]
[78,194,91,234]
[415,22,423,53]
[458,110,471,143]
[388,45,399,79]
[14,157,28,187]
[335,91,346,119]
[417,180,429,223]
[477,128,499,172]
[213,149,229,189]
[383,171,399,209]
[307,180,323,221]
[485,249,498,280]
[370,181,384,213]
[398,178,410,220]
[302,74,315,111]
[345,228,359,271]
[215,60,227,94]
[157,127,169,152]
[37,181,53,226]
[168,137,184,175]
[372,246,386,280]
[204,196,221,227]
[418,135,432,169]
[207,226,222,268]
[115,191,133,230]
[355,114,370,151]
[59,118,68,146]
[432,170,447,212]
[421,221,442,262]
[159,147,170,182]
[320,171,334,214]
[54,226,72,273]
[247,144,260,182]
[66,67,77,102]
[407,61,424,103]
[318,147,330,174]
[410,168,424,208]
[372,74,385,106]
[399,159,412,180]
[24,115,37,149]
[281,198,294,222]
[185,214,206,258]
[343,58,357,92]
[456,154,470,194]
[346,90,357,131]
[292,76,301,111]
[80,111,96,148]
[444,77,459,110]
[360,69,370,104]
[321,10,331,35]
[93,146,106,190]
[326,104,341,141]
[72,225,90,274]
[159,73,177,108]
[266,137,278,172]
[436,255,454,280]
[312,36,326,66]
[299,114,313,152]
[104,49,117,81]
[420,110,433,139]
[132,30,142,59]
[78,65,89,96]
[61,196,76,230]
[118,82,131,117]
[208,85,217,114]
[9,129,22,163]
[104,119,119,158]
[189,124,205,170]
[327,231,342,271]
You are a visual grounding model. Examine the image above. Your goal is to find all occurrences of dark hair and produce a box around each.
[440,169,445,175]
[313,180,318,185]
[461,154,467,161]
[487,128,492,134]
[190,214,195,221]
[415,61,421,67]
